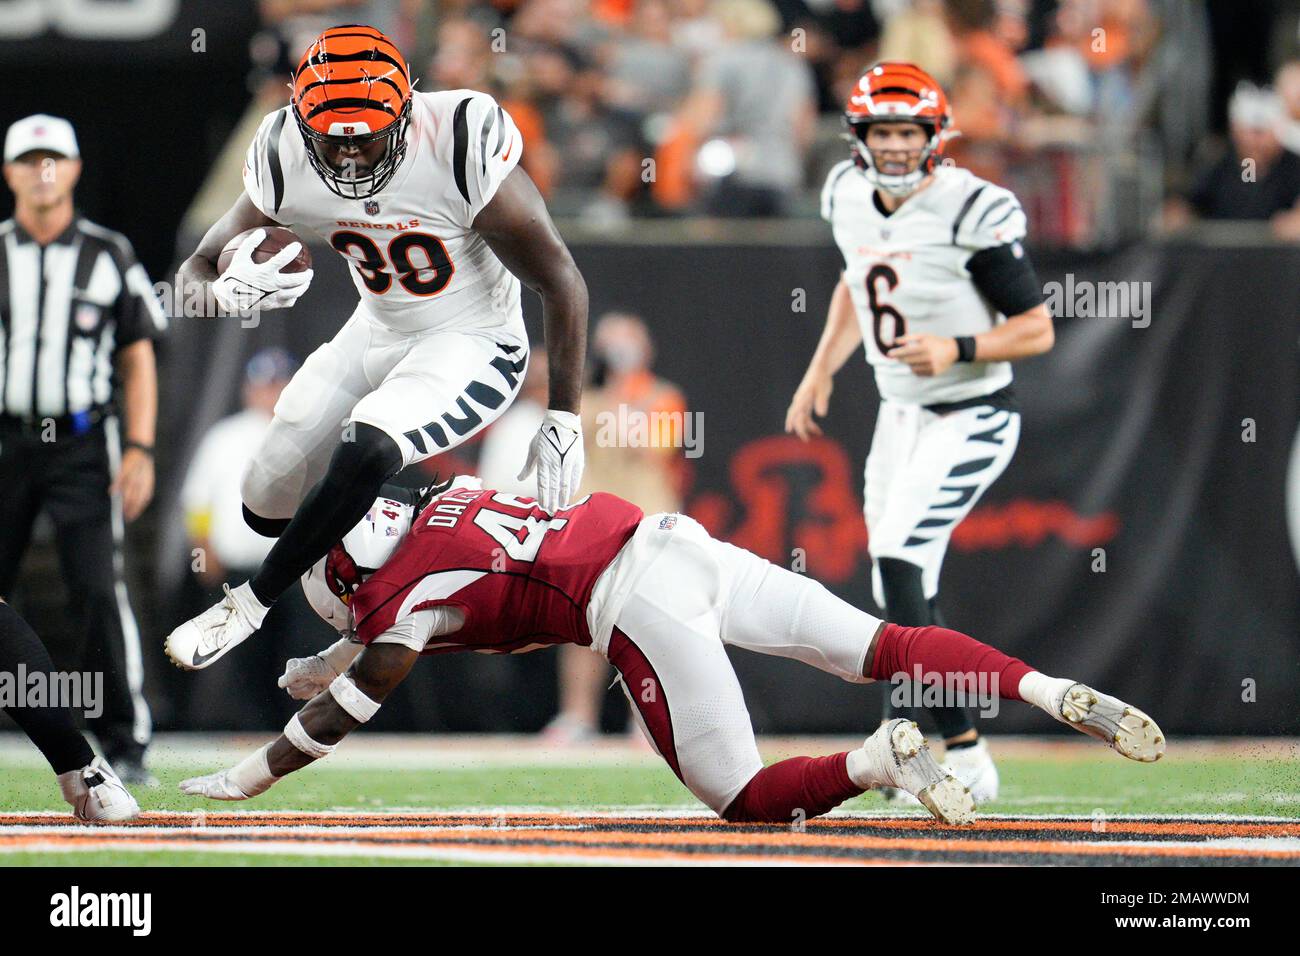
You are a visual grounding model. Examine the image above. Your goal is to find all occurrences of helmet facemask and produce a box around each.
[842,62,954,199]
[295,97,411,200]
[289,24,414,201]
[847,118,941,198]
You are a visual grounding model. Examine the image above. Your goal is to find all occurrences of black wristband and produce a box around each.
[124,440,154,457]
[954,336,978,363]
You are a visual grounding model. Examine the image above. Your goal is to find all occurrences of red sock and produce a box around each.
[722,753,863,823]
[868,623,1033,702]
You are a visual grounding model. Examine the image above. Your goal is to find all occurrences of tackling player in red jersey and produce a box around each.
[180,478,1163,825]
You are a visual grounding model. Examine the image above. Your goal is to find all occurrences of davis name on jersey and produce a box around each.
[243,89,525,339]
[821,162,1026,406]
[351,488,644,653]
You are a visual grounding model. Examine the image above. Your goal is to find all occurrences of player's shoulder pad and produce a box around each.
[949,172,1027,251]
[820,159,857,223]
[243,106,293,221]
[437,89,522,214]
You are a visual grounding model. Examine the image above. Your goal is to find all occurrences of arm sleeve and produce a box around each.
[965,241,1046,317]
[112,239,167,347]
[242,109,291,224]
[452,92,523,225]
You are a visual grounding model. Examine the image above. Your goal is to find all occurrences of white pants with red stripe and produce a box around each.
[588,514,881,814]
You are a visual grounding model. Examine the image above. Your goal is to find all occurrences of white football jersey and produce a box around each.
[243,90,526,340]
[821,161,1028,406]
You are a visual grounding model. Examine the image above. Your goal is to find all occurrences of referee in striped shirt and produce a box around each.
[0,114,165,784]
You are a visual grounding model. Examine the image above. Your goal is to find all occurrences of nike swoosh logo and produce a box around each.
[544,424,577,458]
[226,280,274,307]
[191,645,224,667]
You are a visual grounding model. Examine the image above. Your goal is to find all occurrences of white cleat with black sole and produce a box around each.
[1057,683,1165,762]
[164,582,263,671]
[863,719,975,825]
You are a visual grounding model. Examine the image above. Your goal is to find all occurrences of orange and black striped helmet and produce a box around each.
[290,25,414,199]
[844,62,953,195]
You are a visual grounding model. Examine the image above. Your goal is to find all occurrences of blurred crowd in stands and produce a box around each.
[235,0,1300,243]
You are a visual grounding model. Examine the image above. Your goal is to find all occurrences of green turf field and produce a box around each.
[2,736,1296,865]
[2,754,1298,817]
[6,742,1300,816]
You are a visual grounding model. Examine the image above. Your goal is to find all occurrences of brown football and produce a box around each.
[217,226,312,274]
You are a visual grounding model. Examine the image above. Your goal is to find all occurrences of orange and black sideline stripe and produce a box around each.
[1,813,1296,865]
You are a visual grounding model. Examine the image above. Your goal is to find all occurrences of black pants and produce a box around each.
[0,416,150,763]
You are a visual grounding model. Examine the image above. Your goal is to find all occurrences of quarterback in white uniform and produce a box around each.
[786,63,1054,801]
[166,25,588,672]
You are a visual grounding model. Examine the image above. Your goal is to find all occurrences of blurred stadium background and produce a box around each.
[0,0,1297,744]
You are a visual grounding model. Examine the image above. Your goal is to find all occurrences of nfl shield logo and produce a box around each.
[365,200,380,216]
[74,304,99,332]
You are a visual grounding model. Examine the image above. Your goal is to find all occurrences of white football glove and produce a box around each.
[211,227,313,314]
[518,409,584,514]
[178,770,257,801]
[277,654,337,701]
[180,745,276,800]
[278,638,364,700]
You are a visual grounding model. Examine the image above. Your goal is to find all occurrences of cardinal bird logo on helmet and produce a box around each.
[290,24,414,199]
[843,62,955,197]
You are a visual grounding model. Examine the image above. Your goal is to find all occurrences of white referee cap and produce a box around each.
[4,114,79,163]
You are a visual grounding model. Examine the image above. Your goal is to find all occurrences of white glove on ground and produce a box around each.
[518,409,584,514]
[212,228,313,313]
[178,770,255,800]
[180,745,276,800]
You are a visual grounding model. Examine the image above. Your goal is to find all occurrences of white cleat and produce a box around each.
[943,739,999,804]
[165,582,262,671]
[58,757,141,823]
[864,719,975,825]
[1058,683,1165,762]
